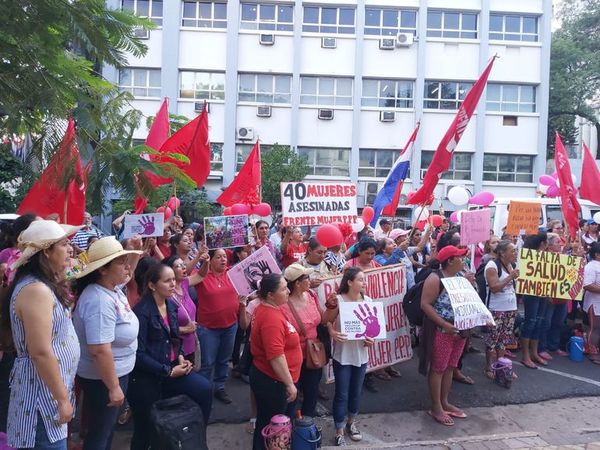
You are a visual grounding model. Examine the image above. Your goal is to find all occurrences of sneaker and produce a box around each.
[214,389,232,404]
[334,434,347,446]
[345,422,362,441]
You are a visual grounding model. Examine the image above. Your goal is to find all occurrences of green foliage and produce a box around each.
[0,146,22,212]
[146,113,189,135]
[260,144,310,212]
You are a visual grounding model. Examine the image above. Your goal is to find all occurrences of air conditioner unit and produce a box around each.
[379,111,396,122]
[318,109,334,120]
[396,32,414,47]
[366,182,380,205]
[237,127,255,140]
[194,101,210,113]
[133,27,150,39]
[259,33,275,45]
[321,37,337,49]
[256,105,272,117]
[379,38,396,50]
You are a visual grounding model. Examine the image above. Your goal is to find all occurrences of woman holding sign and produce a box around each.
[420,245,469,427]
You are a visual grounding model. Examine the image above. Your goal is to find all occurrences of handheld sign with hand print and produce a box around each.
[339,301,386,340]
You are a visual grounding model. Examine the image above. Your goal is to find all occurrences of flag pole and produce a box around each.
[63,191,69,224]
[173,182,178,216]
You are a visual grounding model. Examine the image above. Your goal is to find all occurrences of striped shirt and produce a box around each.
[7,276,80,448]
[70,227,102,251]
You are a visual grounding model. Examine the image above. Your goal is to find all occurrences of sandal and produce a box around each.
[485,369,495,380]
[445,409,467,419]
[532,357,548,366]
[521,360,538,369]
[428,410,454,426]
[453,374,474,385]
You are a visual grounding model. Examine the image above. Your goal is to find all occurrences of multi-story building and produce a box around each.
[105,0,552,218]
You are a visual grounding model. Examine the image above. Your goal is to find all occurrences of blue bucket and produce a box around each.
[569,336,584,362]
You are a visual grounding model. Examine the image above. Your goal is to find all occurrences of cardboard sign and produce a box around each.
[204,215,250,250]
[517,248,585,300]
[280,181,358,227]
[227,246,281,296]
[441,277,495,330]
[460,208,491,246]
[339,302,386,340]
[122,213,164,238]
[506,201,541,236]
[316,264,411,374]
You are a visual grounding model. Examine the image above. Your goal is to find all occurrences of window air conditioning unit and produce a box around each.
[194,101,210,113]
[366,182,380,205]
[133,27,150,39]
[259,33,275,45]
[379,38,396,50]
[318,109,334,120]
[321,37,337,49]
[237,127,255,140]
[396,32,414,47]
[379,111,396,122]
[256,105,272,117]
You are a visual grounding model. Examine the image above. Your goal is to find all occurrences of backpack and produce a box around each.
[149,395,207,450]
[475,258,515,306]
[403,270,444,327]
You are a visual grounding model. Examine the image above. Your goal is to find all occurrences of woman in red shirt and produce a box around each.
[280,226,308,267]
[344,238,381,271]
[196,248,243,404]
[250,273,302,450]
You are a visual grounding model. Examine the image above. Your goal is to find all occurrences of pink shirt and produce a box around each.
[280,293,322,356]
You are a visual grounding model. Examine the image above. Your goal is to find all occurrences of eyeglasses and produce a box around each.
[172,263,186,269]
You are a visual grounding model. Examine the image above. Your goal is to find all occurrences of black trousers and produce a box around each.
[0,352,14,433]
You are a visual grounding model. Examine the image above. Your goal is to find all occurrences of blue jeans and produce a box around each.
[332,360,367,430]
[28,413,67,450]
[198,323,238,391]
[539,302,568,352]
[521,295,548,340]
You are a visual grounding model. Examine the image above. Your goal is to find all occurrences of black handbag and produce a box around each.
[238,325,253,376]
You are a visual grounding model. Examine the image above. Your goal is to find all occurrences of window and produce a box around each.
[359,149,402,177]
[300,77,353,107]
[420,151,471,180]
[238,74,292,104]
[298,147,350,176]
[490,14,538,42]
[179,71,225,100]
[211,143,223,172]
[118,68,161,97]
[362,79,413,108]
[122,0,163,25]
[236,144,274,170]
[182,1,227,28]
[240,3,293,31]
[302,6,355,34]
[426,10,477,39]
[364,8,417,36]
[487,84,536,113]
[424,80,473,110]
[483,154,534,183]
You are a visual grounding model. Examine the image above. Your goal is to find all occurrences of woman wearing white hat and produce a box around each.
[0,220,82,449]
[73,236,142,450]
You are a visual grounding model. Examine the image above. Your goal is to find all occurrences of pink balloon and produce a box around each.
[252,202,272,217]
[546,185,560,198]
[469,191,495,206]
[362,206,375,225]
[231,203,251,215]
[450,211,459,223]
[316,224,344,248]
[156,206,172,220]
[539,175,556,186]
[223,206,233,216]
[167,196,181,210]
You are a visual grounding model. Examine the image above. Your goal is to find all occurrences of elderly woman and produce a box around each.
[73,236,142,450]
[1,220,81,449]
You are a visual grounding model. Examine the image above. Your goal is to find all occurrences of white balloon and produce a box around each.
[571,173,577,184]
[447,186,470,206]
[352,218,365,232]
[413,206,430,221]
[593,212,600,225]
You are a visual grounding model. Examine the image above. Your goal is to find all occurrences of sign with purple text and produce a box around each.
[441,277,495,330]
[204,214,250,250]
[122,213,164,238]
[460,208,491,246]
[227,245,281,296]
[339,301,386,340]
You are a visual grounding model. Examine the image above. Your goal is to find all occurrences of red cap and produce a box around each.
[437,245,468,263]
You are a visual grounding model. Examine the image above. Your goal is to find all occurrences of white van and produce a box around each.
[479,198,600,237]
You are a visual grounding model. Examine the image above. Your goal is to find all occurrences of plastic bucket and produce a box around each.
[569,336,584,362]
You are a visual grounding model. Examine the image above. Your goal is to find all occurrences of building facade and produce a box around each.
[105,0,552,216]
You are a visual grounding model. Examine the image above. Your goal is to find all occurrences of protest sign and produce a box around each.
[227,246,281,296]
[441,277,495,330]
[316,264,411,374]
[204,215,250,250]
[122,213,164,238]
[339,302,386,340]
[460,208,491,246]
[517,248,585,300]
[280,181,358,226]
[506,201,541,236]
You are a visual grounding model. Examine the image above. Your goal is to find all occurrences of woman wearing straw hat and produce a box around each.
[0,220,82,450]
[72,236,142,450]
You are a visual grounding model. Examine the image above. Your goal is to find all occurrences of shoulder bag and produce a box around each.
[288,297,327,369]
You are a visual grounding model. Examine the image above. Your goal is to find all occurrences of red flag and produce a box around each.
[381,122,420,216]
[580,142,600,205]
[159,104,211,188]
[554,133,581,238]
[141,98,171,190]
[217,140,261,207]
[18,118,86,224]
[407,57,496,205]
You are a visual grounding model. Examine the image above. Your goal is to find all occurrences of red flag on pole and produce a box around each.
[217,140,261,207]
[579,142,600,205]
[554,133,581,238]
[407,57,497,205]
[144,98,171,188]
